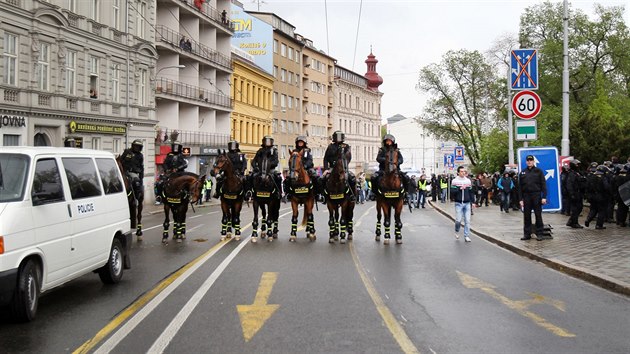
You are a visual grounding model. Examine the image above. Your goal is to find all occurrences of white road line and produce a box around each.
[144,224,162,231]
[186,224,203,233]
[400,314,408,322]
[189,214,203,219]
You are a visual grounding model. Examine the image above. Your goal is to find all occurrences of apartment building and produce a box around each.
[0,0,158,198]
[154,0,234,177]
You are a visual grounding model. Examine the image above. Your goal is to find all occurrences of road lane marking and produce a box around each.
[456,271,576,337]
[74,238,234,354]
[149,209,294,353]
[350,206,420,354]
[236,272,280,342]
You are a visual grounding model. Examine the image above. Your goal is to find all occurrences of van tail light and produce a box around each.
[0,236,4,254]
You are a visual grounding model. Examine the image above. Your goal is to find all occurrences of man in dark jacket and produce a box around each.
[322,131,356,200]
[565,159,585,228]
[214,140,247,198]
[251,135,282,197]
[560,164,570,215]
[584,165,610,229]
[497,172,514,213]
[614,163,630,226]
[451,166,474,242]
[518,155,547,241]
[120,139,144,198]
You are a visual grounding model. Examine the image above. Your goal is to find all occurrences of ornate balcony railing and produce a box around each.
[155,77,232,109]
[176,0,234,32]
[155,25,232,70]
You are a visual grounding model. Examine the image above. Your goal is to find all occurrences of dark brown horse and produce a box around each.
[374,149,405,244]
[116,156,144,241]
[161,172,205,244]
[211,150,245,241]
[324,146,354,244]
[287,148,316,242]
[250,154,281,243]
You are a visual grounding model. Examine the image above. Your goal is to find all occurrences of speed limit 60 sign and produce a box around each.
[512,90,541,119]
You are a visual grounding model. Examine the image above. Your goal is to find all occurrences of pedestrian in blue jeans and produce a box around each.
[451,166,474,242]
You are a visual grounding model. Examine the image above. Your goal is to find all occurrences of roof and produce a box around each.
[0,147,116,158]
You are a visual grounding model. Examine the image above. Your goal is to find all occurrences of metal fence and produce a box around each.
[156,127,229,146]
[156,25,232,70]
[155,77,232,109]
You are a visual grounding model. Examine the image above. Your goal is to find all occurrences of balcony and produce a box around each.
[328,97,334,106]
[303,89,309,100]
[155,77,232,109]
[171,0,234,33]
[155,25,232,71]
[155,126,230,147]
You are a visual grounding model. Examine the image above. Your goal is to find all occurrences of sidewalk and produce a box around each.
[429,200,630,297]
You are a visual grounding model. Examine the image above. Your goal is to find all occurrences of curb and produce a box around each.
[428,200,630,297]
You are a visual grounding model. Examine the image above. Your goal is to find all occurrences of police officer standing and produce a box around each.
[565,159,585,228]
[584,165,610,229]
[614,163,630,227]
[120,139,144,198]
[518,155,547,241]
[214,140,247,198]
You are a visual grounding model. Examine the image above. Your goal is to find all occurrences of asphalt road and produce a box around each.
[1,201,629,353]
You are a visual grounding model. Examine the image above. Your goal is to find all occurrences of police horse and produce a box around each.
[287,148,316,242]
[374,149,405,244]
[323,147,355,244]
[211,150,245,241]
[116,156,144,241]
[250,154,281,243]
[161,172,205,244]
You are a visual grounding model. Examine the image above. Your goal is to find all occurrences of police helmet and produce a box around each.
[171,141,183,154]
[603,161,613,168]
[132,139,143,152]
[382,134,396,146]
[596,165,608,174]
[262,135,274,147]
[623,163,630,173]
[569,159,580,169]
[332,131,345,143]
[228,140,239,152]
[295,136,307,146]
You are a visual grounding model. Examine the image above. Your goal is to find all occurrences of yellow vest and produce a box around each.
[418,180,427,191]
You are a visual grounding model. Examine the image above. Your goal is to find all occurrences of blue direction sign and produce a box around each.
[517,147,561,212]
[444,154,455,169]
[454,146,465,161]
[511,49,539,90]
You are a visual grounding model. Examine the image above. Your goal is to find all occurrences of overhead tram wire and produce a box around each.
[324,0,330,55]
[352,0,363,71]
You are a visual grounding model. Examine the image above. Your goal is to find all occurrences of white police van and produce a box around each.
[0,147,132,321]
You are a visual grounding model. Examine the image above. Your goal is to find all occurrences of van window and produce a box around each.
[0,154,29,202]
[31,158,65,205]
[96,158,124,195]
[62,157,102,199]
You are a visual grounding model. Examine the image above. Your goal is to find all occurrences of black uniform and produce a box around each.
[372,146,409,193]
[565,168,585,227]
[120,148,144,195]
[284,146,318,197]
[585,172,609,228]
[322,142,356,198]
[163,153,187,173]
[518,165,547,239]
[614,169,629,226]
[227,150,247,175]
[251,146,282,194]
[560,167,570,215]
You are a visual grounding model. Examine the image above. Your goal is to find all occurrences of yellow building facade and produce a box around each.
[231,52,274,168]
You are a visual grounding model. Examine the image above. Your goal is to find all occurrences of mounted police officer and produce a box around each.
[156,141,188,201]
[120,139,144,197]
[565,159,586,228]
[214,140,247,198]
[371,134,409,196]
[251,135,282,197]
[284,136,317,199]
[322,130,356,200]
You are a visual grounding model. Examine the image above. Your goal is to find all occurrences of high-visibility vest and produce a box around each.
[204,179,213,189]
[440,180,447,189]
[418,180,427,191]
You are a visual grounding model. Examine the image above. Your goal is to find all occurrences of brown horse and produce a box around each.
[324,146,354,244]
[161,172,205,244]
[116,156,144,241]
[250,154,281,243]
[287,148,316,242]
[211,150,245,241]
[374,149,405,244]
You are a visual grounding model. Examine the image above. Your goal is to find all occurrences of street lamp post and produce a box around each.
[156,64,186,78]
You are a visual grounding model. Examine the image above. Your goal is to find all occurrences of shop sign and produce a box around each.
[0,115,27,129]
[69,121,126,135]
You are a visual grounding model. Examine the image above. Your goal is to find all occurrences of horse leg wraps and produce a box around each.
[232,216,241,235]
[136,223,143,236]
[180,222,186,238]
[221,216,229,235]
[307,214,315,233]
[251,219,259,237]
[328,218,336,237]
[261,218,267,232]
[375,221,382,236]
[395,221,403,239]
[291,216,298,236]
[347,220,354,234]
[384,220,391,239]
[340,221,347,239]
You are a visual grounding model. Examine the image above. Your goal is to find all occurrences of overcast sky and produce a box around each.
[241,0,629,121]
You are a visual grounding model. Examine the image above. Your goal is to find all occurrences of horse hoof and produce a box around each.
[289,235,296,242]
[267,237,273,242]
[235,236,241,241]
[329,237,335,243]
[273,234,278,239]
[340,238,346,244]
[162,238,168,245]
[221,235,227,241]
[137,236,143,242]
[383,239,390,245]
[334,236,339,241]
[396,239,403,245]
[347,234,353,241]
[227,233,232,238]
[136,230,143,237]
[176,238,182,243]
[251,237,258,243]
[375,235,380,242]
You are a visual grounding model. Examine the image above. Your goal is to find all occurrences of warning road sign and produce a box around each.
[512,90,541,119]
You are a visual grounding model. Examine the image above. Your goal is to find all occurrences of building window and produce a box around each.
[288,121,293,134]
[138,68,147,105]
[90,0,100,21]
[280,94,286,109]
[273,40,278,53]
[281,43,286,57]
[113,138,121,154]
[288,96,293,109]
[111,64,120,102]
[287,71,293,85]
[3,134,20,146]
[288,47,293,60]
[295,74,299,85]
[280,120,286,133]
[66,51,76,95]
[68,0,77,12]
[272,119,278,133]
[89,56,99,98]
[91,137,101,150]
[280,69,286,82]
[3,33,18,86]
[112,0,120,30]
[273,92,278,106]
[37,43,50,91]
[136,0,146,39]
[273,66,278,78]
[295,51,300,63]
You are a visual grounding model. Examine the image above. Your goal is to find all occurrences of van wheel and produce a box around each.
[99,239,124,284]
[11,259,41,322]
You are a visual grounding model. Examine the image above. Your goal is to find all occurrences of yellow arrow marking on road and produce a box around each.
[456,271,576,338]
[237,272,280,342]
